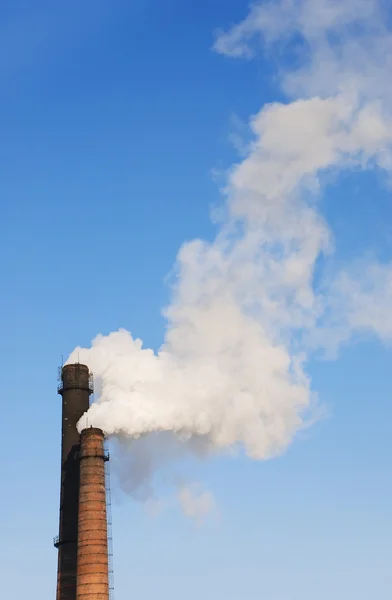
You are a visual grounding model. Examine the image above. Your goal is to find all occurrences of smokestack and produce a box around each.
[56,364,93,600]
[77,428,109,600]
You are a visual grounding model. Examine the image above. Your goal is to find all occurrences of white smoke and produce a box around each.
[144,482,216,523]
[68,1,392,473]
[177,483,216,523]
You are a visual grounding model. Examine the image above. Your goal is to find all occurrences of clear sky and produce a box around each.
[1,1,392,599]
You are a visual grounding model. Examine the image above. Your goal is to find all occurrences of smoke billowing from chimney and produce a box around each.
[71,325,310,460]
[68,1,392,469]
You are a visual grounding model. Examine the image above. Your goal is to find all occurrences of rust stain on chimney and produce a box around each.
[56,364,93,600]
[77,427,109,600]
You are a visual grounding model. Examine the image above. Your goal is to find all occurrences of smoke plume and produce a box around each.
[177,483,216,523]
[68,1,392,472]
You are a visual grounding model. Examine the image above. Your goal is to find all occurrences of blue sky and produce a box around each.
[1,1,392,599]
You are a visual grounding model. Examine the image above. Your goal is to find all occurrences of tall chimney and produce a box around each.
[56,364,93,600]
[77,427,109,600]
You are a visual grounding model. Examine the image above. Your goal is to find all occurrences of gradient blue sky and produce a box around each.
[1,2,392,599]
